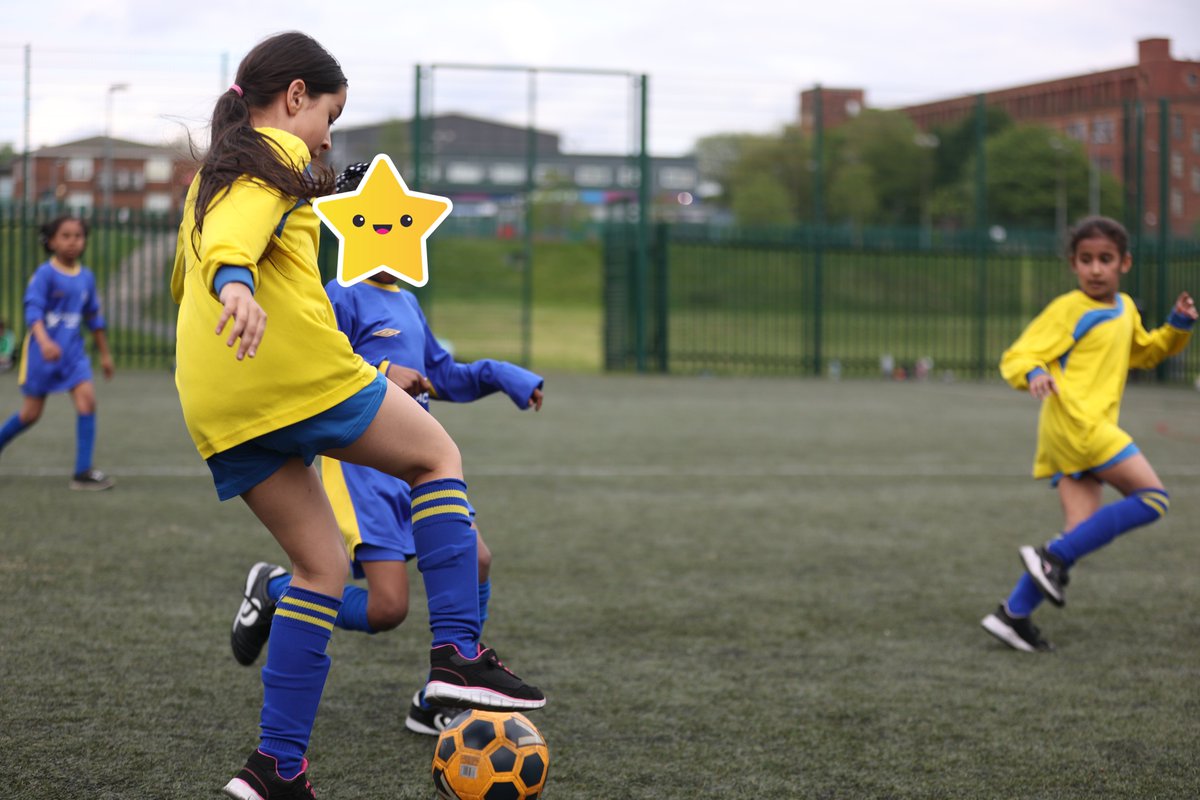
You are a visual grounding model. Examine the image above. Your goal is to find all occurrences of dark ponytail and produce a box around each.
[193,31,345,235]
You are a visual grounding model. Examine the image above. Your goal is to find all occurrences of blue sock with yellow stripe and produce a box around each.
[259,585,341,780]
[265,573,374,633]
[1047,489,1170,566]
[411,477,480,653]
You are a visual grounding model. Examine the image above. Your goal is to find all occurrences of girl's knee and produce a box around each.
[370,597,409,631]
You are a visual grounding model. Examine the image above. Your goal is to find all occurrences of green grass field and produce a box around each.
[2,370,1199,799]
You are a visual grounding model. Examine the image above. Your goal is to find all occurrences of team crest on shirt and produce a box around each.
[372,328,401,337]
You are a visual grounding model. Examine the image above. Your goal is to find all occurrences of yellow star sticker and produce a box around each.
[313,154,452,288]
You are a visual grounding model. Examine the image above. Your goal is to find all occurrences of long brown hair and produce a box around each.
[193,31,345,235]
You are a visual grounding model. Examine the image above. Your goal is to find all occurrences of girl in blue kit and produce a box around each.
[171,33,542,800]
[982,216,1195,653]
[229,162,544,738]
[0,216,114,490]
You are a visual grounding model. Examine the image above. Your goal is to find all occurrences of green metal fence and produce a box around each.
[605,222,1200,383]
[0,204,179,370]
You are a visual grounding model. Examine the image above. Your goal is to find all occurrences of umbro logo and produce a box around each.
[372,328,401,337]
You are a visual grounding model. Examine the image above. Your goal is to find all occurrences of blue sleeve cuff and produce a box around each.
[1026,366,1048,383]
[1167,310,1195,331]
[213,266,255,296]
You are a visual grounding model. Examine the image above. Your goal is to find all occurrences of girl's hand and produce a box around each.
[38,339,62,362]
[216,282,266,360]
[1029,372,1058,400]
[1174,291,1197,321]
[528,387,544,411]
[385,364,433,397]
[100,353,115,380]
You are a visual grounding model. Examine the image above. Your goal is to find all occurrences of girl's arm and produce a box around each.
[92,328,114,380]
[999,301,1074,393]
[29,319,61,361]
[1130,291,1196,369]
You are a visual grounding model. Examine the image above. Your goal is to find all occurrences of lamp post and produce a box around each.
[1049,136,1066,234]
[103,82,129,209]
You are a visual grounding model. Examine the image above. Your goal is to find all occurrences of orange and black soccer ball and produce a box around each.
[432,709,550,800]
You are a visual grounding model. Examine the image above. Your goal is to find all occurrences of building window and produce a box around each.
[65,192,94,210]
[1192,129,1200,154]
[574,165,612,187]
[144,158,171,183]
[445,162,484,184]
[66,157,93,181]
[489,163,525,185]
[1191,167,1200,193]
[1170,189,1183,217]
[1171,154,1184,178]
[1172,115,1183,140]
[144,192,172,213]
[657,166,697,191]
[616,166,639,187]
[1064,121,1087,141]
[1091,118,1115,144]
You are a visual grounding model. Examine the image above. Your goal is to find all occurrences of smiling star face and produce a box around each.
[312,154,453,288]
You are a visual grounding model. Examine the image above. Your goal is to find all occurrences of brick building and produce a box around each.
[11,136,196,214]
[800,38,1200,235]
[899,38,1200,236]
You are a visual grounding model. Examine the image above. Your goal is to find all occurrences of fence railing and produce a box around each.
[605,222,1200,383]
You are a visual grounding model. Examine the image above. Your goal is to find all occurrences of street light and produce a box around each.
[1049,136,1066,234]
[103,82,129,209]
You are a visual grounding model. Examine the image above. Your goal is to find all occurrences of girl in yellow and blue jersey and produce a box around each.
[171,32,542,800]
[982,216,1196,653]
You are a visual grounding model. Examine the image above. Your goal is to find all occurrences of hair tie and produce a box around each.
[230,84,244,97]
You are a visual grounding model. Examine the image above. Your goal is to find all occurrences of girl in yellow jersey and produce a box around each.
[171,32,541,800]
[982,216,1195,653]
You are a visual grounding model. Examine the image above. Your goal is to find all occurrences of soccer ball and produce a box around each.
[432,709,550,800]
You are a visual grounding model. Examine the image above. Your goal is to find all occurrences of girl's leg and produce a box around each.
[0,395,44,454]
[1005,475,1103,617]
[323,383,478,650]
[1046,454,1168,566]
[359,559,411,631]
[68,381,98,476]
[326,382,544,709]
[239,459,349,780]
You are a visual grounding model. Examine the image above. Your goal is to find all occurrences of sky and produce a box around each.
[1,0,1198,158]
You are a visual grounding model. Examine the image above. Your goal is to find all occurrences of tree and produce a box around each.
[826,109,927,225]
[723,126,813,225]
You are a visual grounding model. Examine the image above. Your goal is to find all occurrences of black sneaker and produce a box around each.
[405,689,459,736]
[424,643,546,711]
[69,468,114,491]
[222,749,315,800]
[981,604,1054,652]
[1019,545,1069,607]
[231,562,286,666]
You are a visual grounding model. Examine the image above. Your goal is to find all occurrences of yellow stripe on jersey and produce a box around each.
[411,489,469,508]
[412,503,472,523]
[276,608,337,631]
[17,334,30,385]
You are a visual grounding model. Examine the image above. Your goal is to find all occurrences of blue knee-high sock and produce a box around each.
[478,578,491,627]
[0,412,30,453]
[1005,574,1045,617]
[75,413,96,475]
[267,573,374,633]
[259,585,341,780]
[1047,489,1170,566]
[411,478,480,653]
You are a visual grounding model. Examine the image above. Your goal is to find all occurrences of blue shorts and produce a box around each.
[322,456,476,578]
[206,374,387,501]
